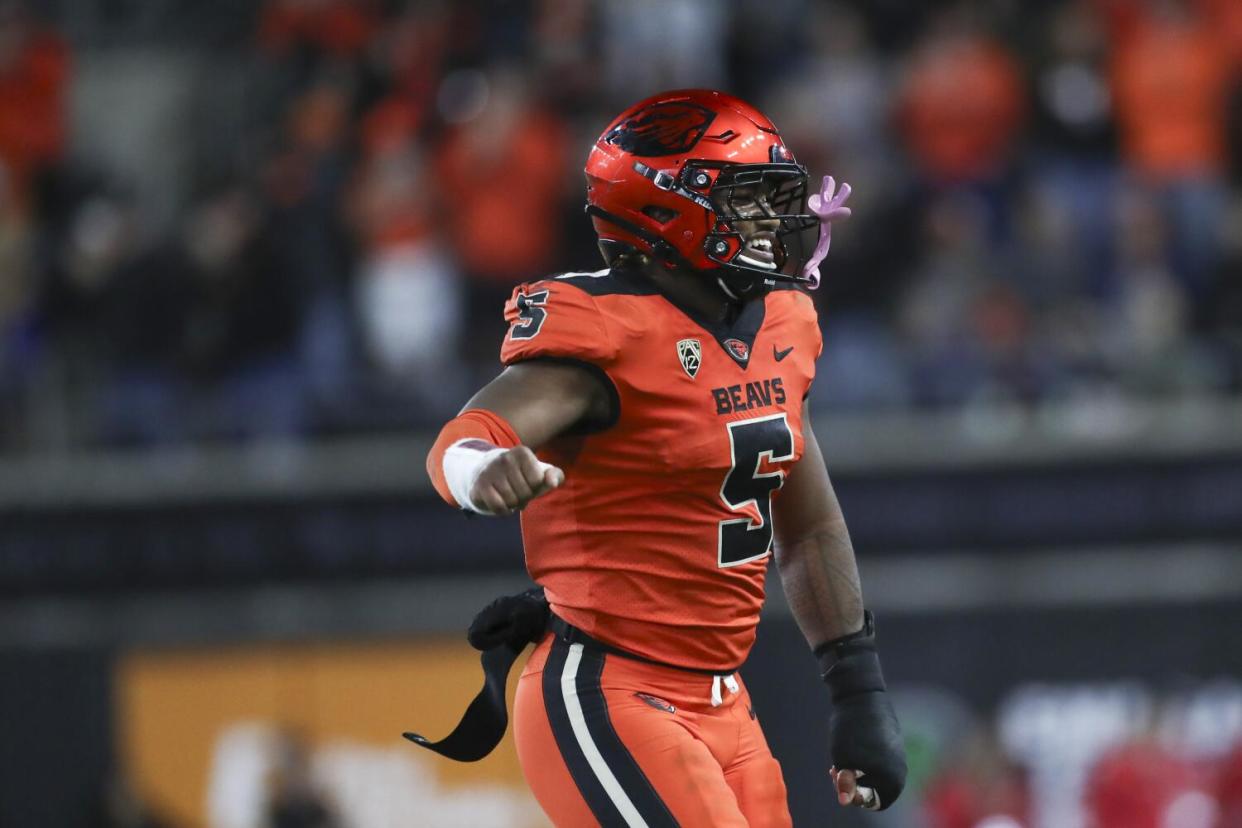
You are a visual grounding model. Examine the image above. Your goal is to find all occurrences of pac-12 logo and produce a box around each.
[677,338,701,378]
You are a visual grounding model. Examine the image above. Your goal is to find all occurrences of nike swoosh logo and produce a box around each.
[773,345,794,362]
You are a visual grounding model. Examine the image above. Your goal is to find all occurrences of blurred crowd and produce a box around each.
[917,731,1242,828]
[914,681,1242,828]
[1,0,1241,449]
[89,683,1242,828]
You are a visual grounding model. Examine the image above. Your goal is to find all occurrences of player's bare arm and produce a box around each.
[772,409,865,644]
[433,360,611,516]
[774,405,908,811]
[462,360,612,449]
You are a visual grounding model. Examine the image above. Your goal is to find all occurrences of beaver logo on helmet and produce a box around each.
[604,102,716,157]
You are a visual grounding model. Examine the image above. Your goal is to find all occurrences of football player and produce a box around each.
[423,89,906,826]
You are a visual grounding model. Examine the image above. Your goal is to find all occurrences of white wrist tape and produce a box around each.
[443,439,508,514]
[853,771,880,810]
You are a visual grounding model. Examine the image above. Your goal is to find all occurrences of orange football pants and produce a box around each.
[514,630,793,827]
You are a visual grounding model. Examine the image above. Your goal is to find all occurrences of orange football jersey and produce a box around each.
[500,265,822,671]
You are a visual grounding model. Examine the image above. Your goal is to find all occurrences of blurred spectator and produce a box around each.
[361,9,439,119]
[1216,741,1242,828]
[1031,2,1116,162]
[1110,0,1231,182]
[923,728,1030,828]
[786,2,891,157]
[1085,738,1215,828]
[36,189,197,445]
[348,123,465,410]
[1029,1,1118,283]
[1202,197,1242,390]
[258,0,379,63]
[265,730,337,828]
[1007,179,1110,396]
[0,161,33,444]
[435,67,570,355]
[896,8,1026,187]
[182,185,310,440]
[0,0,68,215]
[1104,183,1225,396]
[1109,0,1232,293]
[530,0,601,112]
[1198,0,1242,68]
[896,191,996,405]
[768,2,897,207]
[3,0,1241,450]
[1229,77,1242,188]
[969,282,1048,406]
[261,77,356,417]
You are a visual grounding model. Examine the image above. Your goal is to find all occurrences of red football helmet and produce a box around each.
[585,89,818,297]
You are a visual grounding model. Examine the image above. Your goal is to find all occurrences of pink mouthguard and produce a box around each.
[801,175,852,290]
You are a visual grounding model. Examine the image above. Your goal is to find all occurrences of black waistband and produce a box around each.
[548,613,740,676]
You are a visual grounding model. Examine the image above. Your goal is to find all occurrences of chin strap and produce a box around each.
[716,276,740,301]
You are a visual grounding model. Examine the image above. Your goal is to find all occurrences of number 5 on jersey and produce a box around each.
[718,413,795,567]
[510,290,549,340]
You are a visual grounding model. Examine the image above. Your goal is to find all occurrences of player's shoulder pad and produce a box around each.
[500,271,621,367]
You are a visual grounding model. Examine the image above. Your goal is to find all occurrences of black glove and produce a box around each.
[816,611,907,811]
[467,586,550,652]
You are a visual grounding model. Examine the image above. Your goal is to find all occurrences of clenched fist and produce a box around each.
[470,445,564,516]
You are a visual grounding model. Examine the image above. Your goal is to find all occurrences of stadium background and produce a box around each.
[1,0,1241,826]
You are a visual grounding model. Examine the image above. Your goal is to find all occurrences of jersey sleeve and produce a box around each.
[500,279,618,367]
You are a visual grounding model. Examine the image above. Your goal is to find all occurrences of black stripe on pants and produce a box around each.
[542,638,680,827]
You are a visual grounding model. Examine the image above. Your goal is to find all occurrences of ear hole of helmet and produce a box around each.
[642,205,678,224]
